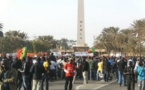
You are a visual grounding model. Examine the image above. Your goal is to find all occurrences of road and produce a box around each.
[48,79,139,90]
[97,82,139,90]
[20,79,139,90]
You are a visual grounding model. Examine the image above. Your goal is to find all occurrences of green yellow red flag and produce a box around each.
[17,46,28,59]
[87,47,95,53]
[91,48,95,53]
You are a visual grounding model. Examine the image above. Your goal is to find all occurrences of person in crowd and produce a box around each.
[127,57,134,67]
[50,59,57,81]
[96,58,103,81]
[92,56,98,80]
[88,57,94,80]
[82,57,89,84]
[18,57,32,90]
[103,57,111,83]
[108,57,114,66]
[49,53,56,62]
[40,54,46,65]
[117,57,126,86]
[61,57,67,79]
[42,57,49,90]
[76,57,82,80]
[135,59,145,90]
[108,56,115,80]
[6,55,13,68]
[0,59,18,90]
[11,57,23,90]
[30,57,45,90]
[64,58,76,90]
[57,56,62,79]
[113,57,118,81]
[72,57,77,84]
[134,58,140,84]
[124,61,135,90]
[27,56,33,90]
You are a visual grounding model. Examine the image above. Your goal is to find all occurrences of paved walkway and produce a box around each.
[49,79,139,90]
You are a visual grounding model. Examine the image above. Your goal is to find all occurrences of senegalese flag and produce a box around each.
[91,48,95,52]
[87,47,95,53]
[17,46,28,59]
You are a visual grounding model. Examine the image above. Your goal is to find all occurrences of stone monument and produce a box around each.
[73,0,89,53]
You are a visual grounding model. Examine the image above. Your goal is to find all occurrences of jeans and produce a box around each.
[76,69,82,79]
[138,79,145,90]
[17,76,23,90]
[104,71,109,82]
[92,70,96,80]
[118,71,125,85]
[115,70,118,80]
[41,73,49,90]
[50,69,56,81]
[22,75,30,90]
[89,70,96,80]
[60,69,65,79]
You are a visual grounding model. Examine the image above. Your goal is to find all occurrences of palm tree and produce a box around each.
[118,29,136,55]
[94,27,120,55]
[132,19,145,56]
[103,27,119,54]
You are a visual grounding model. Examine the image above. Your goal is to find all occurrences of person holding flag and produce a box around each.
[17,46,31,90]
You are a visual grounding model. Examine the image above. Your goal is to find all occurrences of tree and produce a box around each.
[132,19,145,56]
[94,27,119,55]
[35,35,56,52]
[94,19,145,56]
[118,29,136,55]
[60,38,68,51]
[0,30,28,53]
[5,30,28,40]
[0,23,3,37]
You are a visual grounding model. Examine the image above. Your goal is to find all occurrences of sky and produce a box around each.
[0,0,145,47]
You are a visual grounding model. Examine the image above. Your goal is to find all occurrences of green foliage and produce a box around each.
[0,30,76,53]
[94,18,145,56]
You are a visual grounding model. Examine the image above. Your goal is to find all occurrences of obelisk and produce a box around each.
[73,0,88,53]
[77,0,86,46]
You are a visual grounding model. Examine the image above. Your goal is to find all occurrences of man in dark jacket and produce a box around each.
[49,53,56,62]
[30,57,45,90]
[118,57,126,86]
[18,57,32,90]
[82,57,89,84]
[103,57,111,83]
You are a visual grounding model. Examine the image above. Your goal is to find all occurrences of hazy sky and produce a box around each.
[0,0,145,47]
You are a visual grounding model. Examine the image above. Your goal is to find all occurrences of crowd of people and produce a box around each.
[0,53,145,90]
